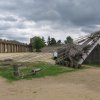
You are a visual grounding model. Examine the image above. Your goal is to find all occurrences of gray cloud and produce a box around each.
[0,0,100,43]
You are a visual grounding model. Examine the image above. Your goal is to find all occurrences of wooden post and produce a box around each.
[13,64,20,77]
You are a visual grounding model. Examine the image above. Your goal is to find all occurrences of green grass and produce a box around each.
[0,62,94,81]
[31,62,75,78]
[0,62,76,81]
[0,67,16,81]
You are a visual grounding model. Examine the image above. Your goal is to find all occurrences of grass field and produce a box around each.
[0,53,99,81]
[0,62,84,81]
[0,61,96,81]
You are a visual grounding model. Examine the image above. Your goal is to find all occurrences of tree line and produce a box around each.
[31,36,73,52]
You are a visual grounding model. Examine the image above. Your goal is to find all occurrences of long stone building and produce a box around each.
[0,39,31,53]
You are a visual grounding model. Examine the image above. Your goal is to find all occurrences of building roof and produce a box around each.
[0,39,28,46]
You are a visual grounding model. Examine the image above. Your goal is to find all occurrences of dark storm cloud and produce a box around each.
[8,0,100,26]
[0,15,17,22]
[0,0,100,42]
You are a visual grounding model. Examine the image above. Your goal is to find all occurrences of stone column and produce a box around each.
[3,43,5,53]
[27,47,29,52]
[2,43,4,53]
[13,45,15,53]
[19,45,20,52]
[14,45,16,52]
[24,46,26,52]
[3,43,4,53]
[15,45,17,52]
[8,44,10,53]
[0,43,1,53]
[18,45,19,52]
[25,46,27,52]
[20,46,22,52]
[22,46,24,52]
[16,45,17,52]
[25,47,27,52]
[6,44,8,53]
[9,44,11,53]
[11,44,13,53]
[24,46,25,52]
[4,44,7,53]
[7,44,9,53]
[19,45,21,52]
[10,45,12,53]
[21,46,23,52]
[16,45,18,52]
[14,45,16,53]
[23,46,25,52]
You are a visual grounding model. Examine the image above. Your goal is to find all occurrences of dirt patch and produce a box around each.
[0,53,54,64]
[0,67,100,100]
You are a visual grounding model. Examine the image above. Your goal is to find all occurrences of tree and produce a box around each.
[47,36,51,46]
[31,36,45,52]
[64,36,73,44]
[42,36,45,42]
[57,40,61,45]
[42,36,46,46]
[50,38,56,45]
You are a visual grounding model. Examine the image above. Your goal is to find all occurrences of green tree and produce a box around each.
[57,40,61,45]
[31,36,45,52]
[42,36,46,46]
[64,36,73,44]
[47,36,51,46]
[50,38,56,45]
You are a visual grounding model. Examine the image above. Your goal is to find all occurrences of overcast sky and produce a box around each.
[0,0,100,43]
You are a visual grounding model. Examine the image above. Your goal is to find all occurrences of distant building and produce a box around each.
[0,39,32,53]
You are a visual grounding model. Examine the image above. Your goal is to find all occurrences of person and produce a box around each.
[53,51,58,60]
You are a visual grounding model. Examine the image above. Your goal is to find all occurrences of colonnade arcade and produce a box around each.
[0,39,30,53]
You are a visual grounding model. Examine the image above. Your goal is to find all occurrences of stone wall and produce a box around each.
[0,39,31,53]
[84,44,100,64]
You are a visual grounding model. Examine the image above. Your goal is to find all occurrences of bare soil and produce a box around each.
[0,53,54,64]
[0,67,100,100]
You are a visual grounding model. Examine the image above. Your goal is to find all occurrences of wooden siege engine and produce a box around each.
[55,31,100,68]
